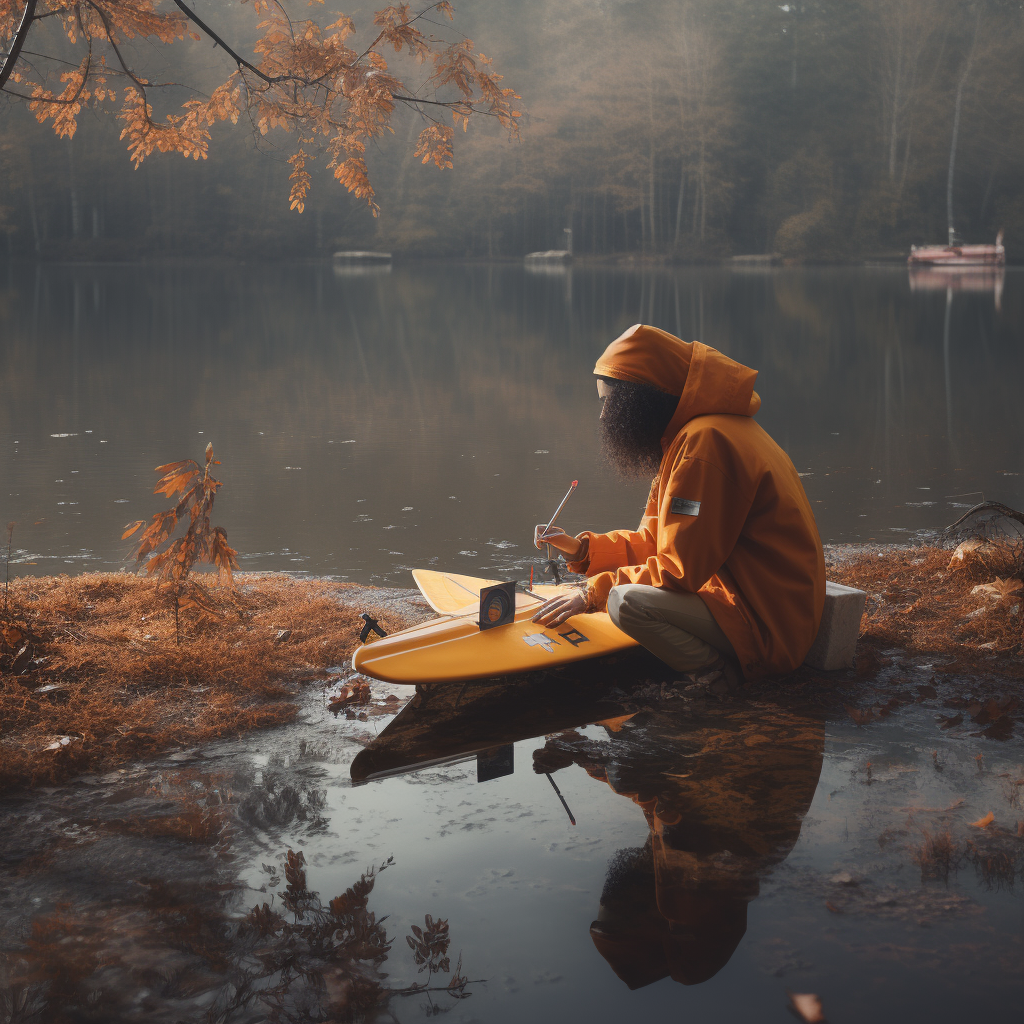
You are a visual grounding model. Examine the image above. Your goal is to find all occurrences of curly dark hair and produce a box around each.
[599,379,679,478]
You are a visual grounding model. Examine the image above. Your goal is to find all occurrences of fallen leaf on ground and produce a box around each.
[43,735,78,752]
[971,578,1023,602]
[971,812,994,828]
[788,992,825,1023]
[948,538,986,568]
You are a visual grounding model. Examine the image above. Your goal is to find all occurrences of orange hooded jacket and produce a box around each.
[568,324,825,680]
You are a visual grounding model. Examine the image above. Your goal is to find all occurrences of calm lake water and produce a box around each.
[2,262,1024,1023]
[1,262,1022,579]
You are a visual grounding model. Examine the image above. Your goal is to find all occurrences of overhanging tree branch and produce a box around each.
[0,0,38,92]
[2,1,520,213]
[169,0,294,85]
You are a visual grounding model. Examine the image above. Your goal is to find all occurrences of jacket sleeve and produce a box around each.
[567,521,658,576]
[579,455,753,611]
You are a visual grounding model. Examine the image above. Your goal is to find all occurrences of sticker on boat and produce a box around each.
[522,632,559,652]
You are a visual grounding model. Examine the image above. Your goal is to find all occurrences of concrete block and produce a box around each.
[803,581,867,671]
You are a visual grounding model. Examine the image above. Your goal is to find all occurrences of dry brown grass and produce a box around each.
[3,542,1020,790]
[828,544,1023,673]
[0,572,367,789]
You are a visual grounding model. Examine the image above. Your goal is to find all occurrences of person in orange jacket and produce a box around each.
[531,324,825,683]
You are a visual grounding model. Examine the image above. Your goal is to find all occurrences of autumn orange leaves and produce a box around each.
[122,442,238,640]
[1,0,520,215]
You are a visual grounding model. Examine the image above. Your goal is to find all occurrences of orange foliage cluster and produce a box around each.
[0,0,520,214]
[123,443,239,635]
[828,543,1024,671]
[0,571,370,789]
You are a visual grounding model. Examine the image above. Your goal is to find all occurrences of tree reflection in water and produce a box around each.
[0,765,473,1023]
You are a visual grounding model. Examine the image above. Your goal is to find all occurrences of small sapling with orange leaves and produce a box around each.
[123,443,239,642]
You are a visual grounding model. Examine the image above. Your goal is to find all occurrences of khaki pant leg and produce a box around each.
[607,584,736,673]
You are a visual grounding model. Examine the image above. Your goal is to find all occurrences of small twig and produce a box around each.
[388,980,486,996]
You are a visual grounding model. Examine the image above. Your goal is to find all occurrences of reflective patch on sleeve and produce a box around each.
[670,497,701,517]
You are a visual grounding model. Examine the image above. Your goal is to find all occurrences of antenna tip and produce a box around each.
[571,480,578,487]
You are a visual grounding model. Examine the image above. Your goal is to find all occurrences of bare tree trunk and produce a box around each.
[67,139,80,240]
[979,163,997,222]
[697,139,707,242]
[649,141,656,249]
[691,169,700,235]
[888,45,901,179]
[674,163,686,246]
[898,122,913,200]
[25,151,41,255]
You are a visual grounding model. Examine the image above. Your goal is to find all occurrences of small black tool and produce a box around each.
[543,552,562,584]
[358,612,388,643]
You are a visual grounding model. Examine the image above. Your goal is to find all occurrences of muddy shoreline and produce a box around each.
[1,542,1020,791]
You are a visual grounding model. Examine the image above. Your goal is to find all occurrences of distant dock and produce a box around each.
[730,253,782,267]
[332,251,392,264]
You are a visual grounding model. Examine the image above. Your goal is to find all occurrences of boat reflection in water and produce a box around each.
[909,264,1005,310]
[351,670,824,990]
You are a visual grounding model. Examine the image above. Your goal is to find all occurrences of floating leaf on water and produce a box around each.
[829,871,859,887]
[845,705,875,726]
[971,812,995,828]
[788,992,825,1023]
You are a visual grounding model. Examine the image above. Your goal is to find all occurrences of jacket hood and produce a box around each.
[594,324,760,447]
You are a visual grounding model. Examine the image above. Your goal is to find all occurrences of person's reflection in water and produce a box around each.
[533,703,824,989]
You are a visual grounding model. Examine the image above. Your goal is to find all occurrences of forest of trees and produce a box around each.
[2,0,1023,262]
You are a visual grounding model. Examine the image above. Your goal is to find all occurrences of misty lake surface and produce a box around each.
[2,261,1022,578]
[2,262,1024,1023]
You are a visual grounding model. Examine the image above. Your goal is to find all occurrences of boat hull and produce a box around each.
[908,243,1004,267]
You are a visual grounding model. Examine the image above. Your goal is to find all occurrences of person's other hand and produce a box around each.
[531,588,588,627]
[533,524,583,559]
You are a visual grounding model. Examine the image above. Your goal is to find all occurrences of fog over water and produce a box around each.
[1,262,1021,580]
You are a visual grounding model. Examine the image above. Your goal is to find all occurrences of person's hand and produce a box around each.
[531,588,588,627]
[533,524,583,559]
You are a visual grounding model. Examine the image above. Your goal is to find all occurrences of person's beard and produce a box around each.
[600,381,678,479]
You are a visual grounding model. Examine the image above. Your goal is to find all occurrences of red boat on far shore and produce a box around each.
[908,230,1005,267]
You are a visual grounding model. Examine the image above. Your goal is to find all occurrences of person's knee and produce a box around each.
[607,585,648,631]
[607,585,628,629]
